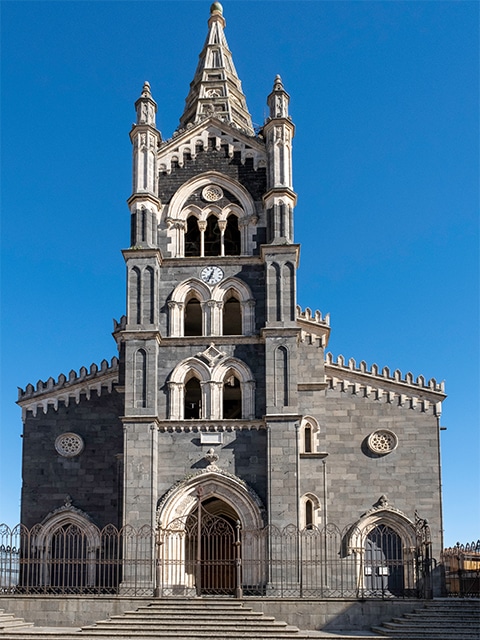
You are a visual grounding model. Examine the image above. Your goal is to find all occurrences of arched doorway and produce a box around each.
[156,470,266,597]
[187,498,239,595]
[364,524,403,596]
[162,498,239,596]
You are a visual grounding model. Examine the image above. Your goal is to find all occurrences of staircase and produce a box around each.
[0,598,387,639]
[0,610,33,631]
[372,599,480,639]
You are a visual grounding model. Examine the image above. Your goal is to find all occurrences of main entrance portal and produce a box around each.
[158,498,241,596]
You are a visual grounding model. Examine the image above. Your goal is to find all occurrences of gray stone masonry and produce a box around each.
[20,387,124,529]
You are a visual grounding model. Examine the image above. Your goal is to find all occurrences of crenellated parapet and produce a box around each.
[17,357,119,418]
[157,120,266,175]
[113,315,127,332]
[325,352,446,416]
[296,305,330,348]
[297,305,330,326]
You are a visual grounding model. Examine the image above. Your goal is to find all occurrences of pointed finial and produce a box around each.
[210,2,223,15]
[142,81,151,97]
[274,74,284,90]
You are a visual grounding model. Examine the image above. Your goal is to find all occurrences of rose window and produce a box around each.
[55,433,85,458]
[367,430,398,455]
[202,185,223,202]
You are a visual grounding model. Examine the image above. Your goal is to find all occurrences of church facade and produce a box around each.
[17,3,445,597]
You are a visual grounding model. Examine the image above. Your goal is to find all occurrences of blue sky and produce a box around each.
[1,1,478,548]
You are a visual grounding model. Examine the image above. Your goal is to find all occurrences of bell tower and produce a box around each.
[116,1,300,536]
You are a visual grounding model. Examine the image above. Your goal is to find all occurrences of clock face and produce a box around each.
[200,266,224,285]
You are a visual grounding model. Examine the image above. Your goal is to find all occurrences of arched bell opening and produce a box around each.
[224,214,241,255]
[185,216,200,256]
[205,214,221,256]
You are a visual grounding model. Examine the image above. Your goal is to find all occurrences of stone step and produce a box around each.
[103,612,270,621]
[372,598,480,640]
[372,629,479,640]
[85,617,283,627]
[0,635,386,640]
[0,611,34,630]
[0,598,388,640]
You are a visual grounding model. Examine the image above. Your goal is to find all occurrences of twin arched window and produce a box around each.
[169,354,255,421]
[184,371,242,420]
[185,213,241,257]
[169,278,255,337]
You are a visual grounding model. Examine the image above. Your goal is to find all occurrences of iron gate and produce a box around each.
[157,504,242,597]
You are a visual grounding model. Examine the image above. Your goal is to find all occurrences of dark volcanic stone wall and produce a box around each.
[20,387,124,528]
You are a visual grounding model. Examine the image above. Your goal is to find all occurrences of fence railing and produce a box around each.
[442,540,480,598]
[0,521,433,599]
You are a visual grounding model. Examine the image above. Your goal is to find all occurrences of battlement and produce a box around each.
[157,120,266,175]
[113,315,127,332]
[18,357,119,400]
[325,352,445,393]
[297,305,330,326]
[17,357,119,418]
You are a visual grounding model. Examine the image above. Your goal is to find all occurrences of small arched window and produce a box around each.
[185,216,200,256]
[300,417,319,454]
[134,348,147,408]
[301,493,320,530]
[304,424,312,453]
[305,499,314,530]
[185,378,202,419]
[184,298,202,336]
[223,296,242,335]
[224,214,241,255]
[223,374,242,419]
[205,214,221,256]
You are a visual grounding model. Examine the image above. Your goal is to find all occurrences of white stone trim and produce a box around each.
[300,493,321,529]
[168,277,255,338]
[168,354,255,420]
[299,415,320,454]
[157,469,265,530]
[163,172,257,257]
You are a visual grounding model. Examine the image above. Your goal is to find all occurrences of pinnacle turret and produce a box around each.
[178,3,254,136]
[134,81,158,128]
[267,74,290,121]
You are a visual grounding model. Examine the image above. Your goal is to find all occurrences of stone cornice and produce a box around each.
[160,255,262,267]
[161,336,263,347]
[156,420,266,432]
[260,243,300,265]
[122,247,163,263]
[262,187,298,207]
[127,192,162,209]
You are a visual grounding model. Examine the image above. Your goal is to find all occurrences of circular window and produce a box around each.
[55,433,85,458]
[367,430,398,455]
[202,185,223,202]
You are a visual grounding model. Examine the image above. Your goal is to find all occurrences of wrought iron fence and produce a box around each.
[442,540,480,598]
[0,519,433,599]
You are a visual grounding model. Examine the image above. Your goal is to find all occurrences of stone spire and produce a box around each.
[178,2,255,136]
